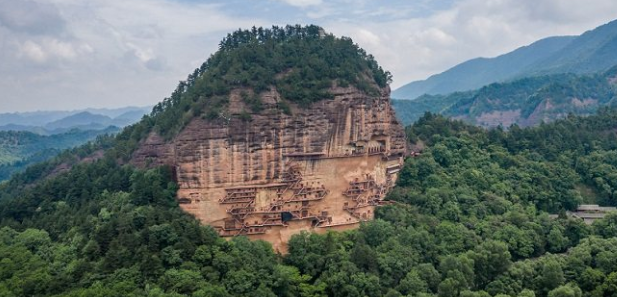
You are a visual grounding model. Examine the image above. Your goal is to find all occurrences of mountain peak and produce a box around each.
[393,18,617,100]
[144,25,392,139]
[119,25,406,251]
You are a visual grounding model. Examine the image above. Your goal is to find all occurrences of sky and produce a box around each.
[1,0,617,112]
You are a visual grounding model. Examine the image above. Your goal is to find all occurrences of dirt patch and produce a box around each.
[49,150,106,178]
[571,98,598,107]
[475,109,521,128]
[522,99,551,127]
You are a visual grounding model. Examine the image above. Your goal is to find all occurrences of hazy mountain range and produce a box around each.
[0,106,151,135]
[0,106,150,180]
[393,19,617,100]
[394,66,617,126]
[392,19,617,128]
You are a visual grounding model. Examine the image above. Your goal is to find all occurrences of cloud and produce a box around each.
[18,40,46,63]
[16,38,93,64]
[277,0,323,8]
[323,0,617,88]
[356,29,381,47]
[0,0,264,112]
[410,28,456,47]
[2,0,617,112]
[0,0,66,35]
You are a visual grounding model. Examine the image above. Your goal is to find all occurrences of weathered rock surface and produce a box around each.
[132,85,406,251]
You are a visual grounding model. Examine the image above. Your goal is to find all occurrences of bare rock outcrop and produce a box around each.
[132,85,406,251]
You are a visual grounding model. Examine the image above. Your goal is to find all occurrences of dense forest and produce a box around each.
[3,108,617,296]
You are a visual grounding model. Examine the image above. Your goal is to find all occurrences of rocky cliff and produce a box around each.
[132,84,406,251]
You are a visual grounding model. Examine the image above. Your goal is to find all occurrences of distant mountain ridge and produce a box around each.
[0,106,150,135]
[45,112,113,130]
[0,127,120,180]
[393,19,617,99]
[393,66,617,127]
[0,106,144,180]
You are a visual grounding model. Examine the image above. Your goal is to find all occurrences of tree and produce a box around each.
[601,271,617,296]
[548,283,582,297]
[547,225,569,253]
[468,240,512,287]
[577,267,605,292]
[438,278,461,297]
[271,265,310,297]
[397,270,428,296]
[536,259,565,293]
[519,289,536,297]
[439,255,475,290]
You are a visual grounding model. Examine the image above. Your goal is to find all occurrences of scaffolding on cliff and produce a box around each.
[219,163,333,236]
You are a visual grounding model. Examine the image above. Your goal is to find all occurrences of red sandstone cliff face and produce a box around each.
[132,85,406,251]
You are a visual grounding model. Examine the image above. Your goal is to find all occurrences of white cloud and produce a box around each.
[2,0,617,112]
[278,0,323,8]
[17,38,92,63]
[324,0,617,88]
[45,39,78,59]
[356,29,381,47]
[410,28,456,47]
[126,42,155,63]
[0,0,265,112]
[19,40,47,63]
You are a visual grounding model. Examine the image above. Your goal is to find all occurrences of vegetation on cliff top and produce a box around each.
[4,108,617,296]
[145,24,391,139]
[0,25,392,195]
[88,25,393,166]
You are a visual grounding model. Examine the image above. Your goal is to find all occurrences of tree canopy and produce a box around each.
[145,25,392,139]
[3,109,617,296]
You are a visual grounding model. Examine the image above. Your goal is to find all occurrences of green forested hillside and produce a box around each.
[393,67,617,126]
[3,108,617,296]
[74,25,395,174]
[144,25,391,139]
[0,127,119,181]
[392,93,467,126]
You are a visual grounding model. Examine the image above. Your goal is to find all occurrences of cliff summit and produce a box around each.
[125,25,406,251]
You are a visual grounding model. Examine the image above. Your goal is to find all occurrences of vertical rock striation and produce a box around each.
[132,84,406,252]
